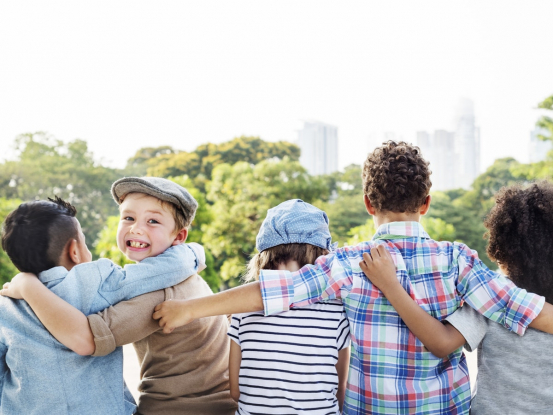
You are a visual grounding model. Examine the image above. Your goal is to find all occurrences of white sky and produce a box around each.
[1,1,552,171]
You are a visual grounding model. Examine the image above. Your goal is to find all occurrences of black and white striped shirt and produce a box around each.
[227,300,350,415]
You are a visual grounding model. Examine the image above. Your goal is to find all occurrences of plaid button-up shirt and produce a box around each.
[259,222,544,415]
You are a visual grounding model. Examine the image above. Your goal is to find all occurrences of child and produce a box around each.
[2,177,236,415]
[0,180,202,415]
[228,199,351,414]
[154,141,553,415]
[359,181,553,414]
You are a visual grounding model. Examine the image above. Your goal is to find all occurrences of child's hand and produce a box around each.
[153,300,194,334]
[359,245,399,294]
[0,273,38,299]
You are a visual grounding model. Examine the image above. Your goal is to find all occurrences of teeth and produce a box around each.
[129,241,149,248]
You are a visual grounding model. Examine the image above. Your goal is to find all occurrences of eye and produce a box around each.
[148,219,160,224]
[123,216,134,221]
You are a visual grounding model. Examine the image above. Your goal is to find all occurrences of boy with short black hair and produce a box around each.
[154,141,553,415]
[3,177,237,415]
[0,178,203,415]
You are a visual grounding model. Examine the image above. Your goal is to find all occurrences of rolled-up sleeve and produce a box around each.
[259,249,353,316]
[454,243,544,336]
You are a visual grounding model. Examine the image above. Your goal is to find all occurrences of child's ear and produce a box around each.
[364,195,377,215]
[419,195,432,215]
[67,239,83,265]
[171,228,188,246]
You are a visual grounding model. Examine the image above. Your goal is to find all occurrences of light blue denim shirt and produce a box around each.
[0,243,202,415]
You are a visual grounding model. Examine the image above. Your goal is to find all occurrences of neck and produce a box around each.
[373,211,421,228]
[277,260,301,273]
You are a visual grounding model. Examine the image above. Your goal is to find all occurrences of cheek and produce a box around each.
[116,225,126,249]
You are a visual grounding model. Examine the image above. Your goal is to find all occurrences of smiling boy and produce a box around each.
[0,182,203,415]
[3,177,236,415]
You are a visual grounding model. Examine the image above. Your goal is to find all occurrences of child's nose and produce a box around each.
[130,222,144,234]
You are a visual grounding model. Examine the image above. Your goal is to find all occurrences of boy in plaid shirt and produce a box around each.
[155,141,553,414]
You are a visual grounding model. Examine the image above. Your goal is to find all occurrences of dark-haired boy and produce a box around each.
[0,179,203,415]
[154,141,553,415]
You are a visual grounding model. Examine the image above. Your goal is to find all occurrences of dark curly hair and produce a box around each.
[362,141,432,212]
[484,181,553,304]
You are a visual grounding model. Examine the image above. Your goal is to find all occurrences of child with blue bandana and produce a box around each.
[226,199,350,414]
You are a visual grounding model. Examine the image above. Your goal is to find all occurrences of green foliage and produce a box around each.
[146,136,300,189]
[316,165,368,246]
[203,158,329,287]
[0,132,120,251]
[346,219,376,246]
[421,217,456,241]
[94,216,132,267]
[537,95,553,142]
[125,146,177,176]
[0,198,23,284]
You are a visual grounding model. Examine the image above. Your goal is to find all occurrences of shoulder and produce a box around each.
[445,305,488,351]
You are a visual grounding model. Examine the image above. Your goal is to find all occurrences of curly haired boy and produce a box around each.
[360,180,553,414]
[154,141,553,415]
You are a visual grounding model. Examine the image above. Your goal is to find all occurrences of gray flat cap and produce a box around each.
[111,177,198,227]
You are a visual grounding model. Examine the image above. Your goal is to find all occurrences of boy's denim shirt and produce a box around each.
[0,243,203,415]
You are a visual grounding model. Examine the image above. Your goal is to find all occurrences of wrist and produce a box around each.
[20,275,41,298]
[377,279,402,297]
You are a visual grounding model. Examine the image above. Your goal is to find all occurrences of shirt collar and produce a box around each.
[38,266,68,283]
[372,221,430,240]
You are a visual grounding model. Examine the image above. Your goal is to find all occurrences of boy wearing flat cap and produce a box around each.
[2,177,236,415]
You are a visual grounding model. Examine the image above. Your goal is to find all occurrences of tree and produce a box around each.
[146,136,301,188]
[315,165,368,246]
[125,146,177,176]
[536,95,553,142]
[0,198,22,284]
[202,158,329,287]
[0,133,120,251]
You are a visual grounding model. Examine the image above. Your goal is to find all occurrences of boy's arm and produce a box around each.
[360,246,466,358]
[154,248,356,333]
[154,281,263,333]
[528,302,553,333]
[455,243,547,335]
[88,289,166,356]
[228,340,241,402]
[1,273,95,355]
[78,243,204,307]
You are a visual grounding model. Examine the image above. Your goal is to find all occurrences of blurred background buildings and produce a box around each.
[297,120,339,175]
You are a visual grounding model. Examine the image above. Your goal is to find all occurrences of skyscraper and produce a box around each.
[416,130,455,191]
[529,127,552,163]
[453,98,480,189]
[297,121,338,175]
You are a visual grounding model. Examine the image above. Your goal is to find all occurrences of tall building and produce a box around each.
[297,121,338,175]
[416,130,455,191]
[529,127,552,163]
[453,98,480,189]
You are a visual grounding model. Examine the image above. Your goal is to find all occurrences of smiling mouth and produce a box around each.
[127,240,150,249]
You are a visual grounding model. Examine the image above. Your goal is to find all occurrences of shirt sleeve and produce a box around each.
[445,305,488,352]
[336,310,351,351]
[259,248,356,315]
[227,315,241,346]
[0,340,7,404]
[88,289,166,356]
[94,243,202,307]
[454,243,544,336]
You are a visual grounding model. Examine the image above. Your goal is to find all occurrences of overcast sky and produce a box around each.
[1,1,552,172]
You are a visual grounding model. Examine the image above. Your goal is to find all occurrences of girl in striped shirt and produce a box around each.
[227,199,351,415]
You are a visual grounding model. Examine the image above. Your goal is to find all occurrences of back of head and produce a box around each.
[244,199,332,282]
[1,197,78,274]
[484,181,553,303]
[363,141,432,212]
